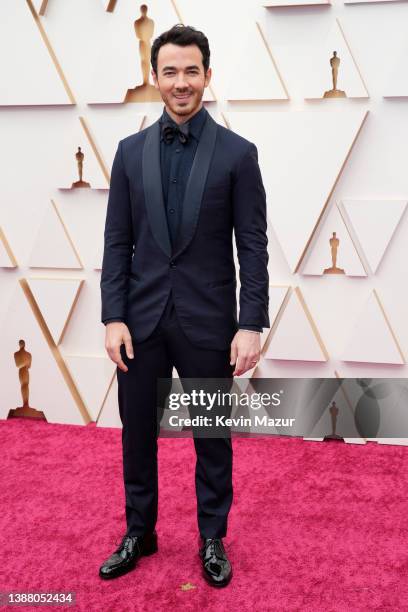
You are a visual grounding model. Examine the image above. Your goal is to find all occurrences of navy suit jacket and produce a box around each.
[100,110,269,350]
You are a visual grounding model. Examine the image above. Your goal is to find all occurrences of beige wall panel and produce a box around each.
[226,109,368,272]
[302,20,369,99]
[301,203,367,276]
[0,281,86,424]
[28,201,83,269]
[0,0,72,105]
[226,23,288,100]
[264,287,329,361]
[341,290,405,364]
[63,354,116,421]
[55,192,108,270]
[26,277,83,345]
[97,375,121,428]
[340,199,407,274]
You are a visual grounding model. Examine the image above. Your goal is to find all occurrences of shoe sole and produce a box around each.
[99,538,158,580]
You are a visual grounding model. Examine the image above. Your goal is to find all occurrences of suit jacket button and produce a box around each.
[170,261,176,268]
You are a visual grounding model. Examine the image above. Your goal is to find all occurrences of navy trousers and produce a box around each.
[117,291,235,538]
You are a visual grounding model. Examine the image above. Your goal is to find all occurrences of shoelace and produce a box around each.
[204,539,224,561]
[115,535,139,555]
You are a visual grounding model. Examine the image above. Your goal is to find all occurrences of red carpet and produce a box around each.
[1,418,408,611]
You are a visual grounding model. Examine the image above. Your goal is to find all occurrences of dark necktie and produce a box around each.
[161,120,190,145]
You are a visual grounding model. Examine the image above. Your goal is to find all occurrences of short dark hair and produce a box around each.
[151,24,210,74]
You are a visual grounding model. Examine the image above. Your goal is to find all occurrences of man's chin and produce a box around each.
[174,100,193,110]
[171,103,195,116]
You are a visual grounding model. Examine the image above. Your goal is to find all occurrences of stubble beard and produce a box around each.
[161,87,205,120]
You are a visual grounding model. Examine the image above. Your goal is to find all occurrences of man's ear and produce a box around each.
[204,67,212,87]
[151,69,159,88]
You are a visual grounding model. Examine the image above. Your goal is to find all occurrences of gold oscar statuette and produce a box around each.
[71,146,91,189]
[324,401,344,441]
[323,51,346,99]
[323,232,345,275]
[71,146,91,188]
[124,4,162,103]
[8,340,45,420]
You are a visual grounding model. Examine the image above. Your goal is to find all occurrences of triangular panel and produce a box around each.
[28,200,83,269]
[0,280,88,424]
[84,112,145,175]
[0,0,73,105]
[303,19,369,100]
[63,354,116,421]
[26,278,83,344]
[264,287,329,361]
[261,286,290,350]
[302,203,366,276]
[227,22,288,101]
[341,290,405,364]
[226,109,368,272]
[97,374,121,428]
[340,199,407,274]
[383,41,408,97]
[58,118,109,190]
[55,192,107,270]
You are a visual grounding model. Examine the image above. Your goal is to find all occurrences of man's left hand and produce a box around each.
[230,330,261,376]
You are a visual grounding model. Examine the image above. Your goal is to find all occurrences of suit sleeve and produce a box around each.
[100,140,134,325]
[232,143,270,330]
[239,325,263,332]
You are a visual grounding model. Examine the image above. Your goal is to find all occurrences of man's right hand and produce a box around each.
[105,322,134,372]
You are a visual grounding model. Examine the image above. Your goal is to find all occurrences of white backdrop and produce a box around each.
[1,0,408,442]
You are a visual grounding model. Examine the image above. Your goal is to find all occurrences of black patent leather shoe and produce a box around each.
[99,531,158,580]
[198,537,232,587]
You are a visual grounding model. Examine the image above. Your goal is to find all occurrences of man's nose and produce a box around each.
[174,72,189,88]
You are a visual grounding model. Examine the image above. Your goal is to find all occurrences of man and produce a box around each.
[99,24,269,587]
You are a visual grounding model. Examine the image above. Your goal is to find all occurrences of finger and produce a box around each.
[124,336,134,359]
[241,358,255,375]
[239,353,260,376]
[110,343,121,364]
[240,358,251,375]
[247,354,260,372]
[241,356,253,375]
[248,353,260,368]
[230,343,237,366]
[109,345,129,373]
[116,358,128,373]
[232,355,243,376]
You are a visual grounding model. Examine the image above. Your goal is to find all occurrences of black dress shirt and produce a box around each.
[159,105,207,249]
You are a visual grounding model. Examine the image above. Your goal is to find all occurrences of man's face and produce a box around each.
[152,43,211,120]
